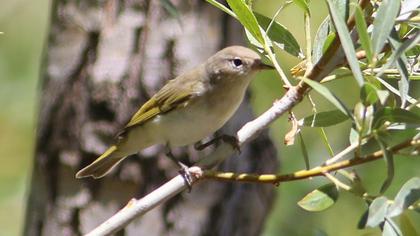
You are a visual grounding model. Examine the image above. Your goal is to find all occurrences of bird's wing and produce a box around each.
[123,75,199,130]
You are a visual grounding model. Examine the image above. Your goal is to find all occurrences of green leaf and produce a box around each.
[293,0,310,15]
[388,177,420,217]
[254,12,303,58]
[319,128,334,156]
[331,0,349,23]
[358,210,369,229]
[361,83,379,105]
[298,184,339,212]
[226,0,264,44]
[298,132,310,170]
[406,45,420,57]
[376,89,390,105]
[313,16,331,64]
[245,28,264,48]
[300,110,349,127]
[396,58,410,108]
[372,107,420,129]
[322,33,336,53]
[354,103,374,136]
[376,137,394,194]
[376,77,419,107]
[327,0,364,86]
[384,31,417,107]
[301,77,352,117]
[371,0,401,57]
[380,32,420,74]
[399,213,420,236]
[354,4,373,64]
[366,196,389,227]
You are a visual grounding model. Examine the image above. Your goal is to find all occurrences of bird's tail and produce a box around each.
[76,146,125,179]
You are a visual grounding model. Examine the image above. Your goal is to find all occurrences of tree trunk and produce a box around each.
[24,1,279,235]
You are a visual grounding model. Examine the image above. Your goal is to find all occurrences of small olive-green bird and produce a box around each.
[76,46,273,179]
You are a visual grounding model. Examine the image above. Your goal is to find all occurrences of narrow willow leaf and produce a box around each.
[245,28,264,48]
[227,0,264,44]
[376,137,394,194]
[380,32,420,74]
[399,213,420,236]
[332,0,349,23]
[322,33,336,54]
[298,132,310,170]
[301,77,352,117]
[293,0,310,15]
[354,5,373,64]
[372,107,420,129]
[254,12,303,58]
[396,57,410,108]
[361,83,379,105]
[366,196,389,227]
[371,0,401,57]
[388,177,420,217]
[313,17,331,64]
[354,103,374,136]
[358,210,369,229]
[319,128,334,156]
[327,0,364,86]
[376,90,390,105]
[406,44,420,57]
[298,184,339,212]
[382,31,420,107]
[376,77,419,107]
[300,110,349,127]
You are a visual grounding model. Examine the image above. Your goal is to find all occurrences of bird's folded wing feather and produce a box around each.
[123,76,198,130]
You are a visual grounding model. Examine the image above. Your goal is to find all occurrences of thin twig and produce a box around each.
[323,172,351,191]
[203,139,419,184]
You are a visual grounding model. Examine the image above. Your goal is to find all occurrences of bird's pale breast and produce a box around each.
[154,77,251,147]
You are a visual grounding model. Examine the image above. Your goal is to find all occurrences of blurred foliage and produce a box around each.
[1,0,419,235]
[0,0,49,235]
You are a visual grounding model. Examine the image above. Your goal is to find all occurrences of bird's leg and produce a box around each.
[165,144,193,191]
[194,134,241,153]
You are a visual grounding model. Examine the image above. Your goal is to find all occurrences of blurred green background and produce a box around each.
[0,0,49,235]
[0,0,418,235]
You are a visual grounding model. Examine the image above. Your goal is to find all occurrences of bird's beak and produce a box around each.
[255,60,275,70]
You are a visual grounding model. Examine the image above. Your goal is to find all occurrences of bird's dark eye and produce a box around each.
[232,58,243,67]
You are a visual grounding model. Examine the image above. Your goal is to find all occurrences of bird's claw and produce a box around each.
[220,135,241,153]
[194,134,241,153]
[178,163,193,192]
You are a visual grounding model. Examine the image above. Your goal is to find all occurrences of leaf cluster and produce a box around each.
[204,0,420,234]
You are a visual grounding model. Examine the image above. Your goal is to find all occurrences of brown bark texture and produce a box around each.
[24,1,279,235]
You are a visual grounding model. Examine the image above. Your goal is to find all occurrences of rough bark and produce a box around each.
[24,1,279,235]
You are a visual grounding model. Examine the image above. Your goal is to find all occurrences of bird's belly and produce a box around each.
[155,91,244,147]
